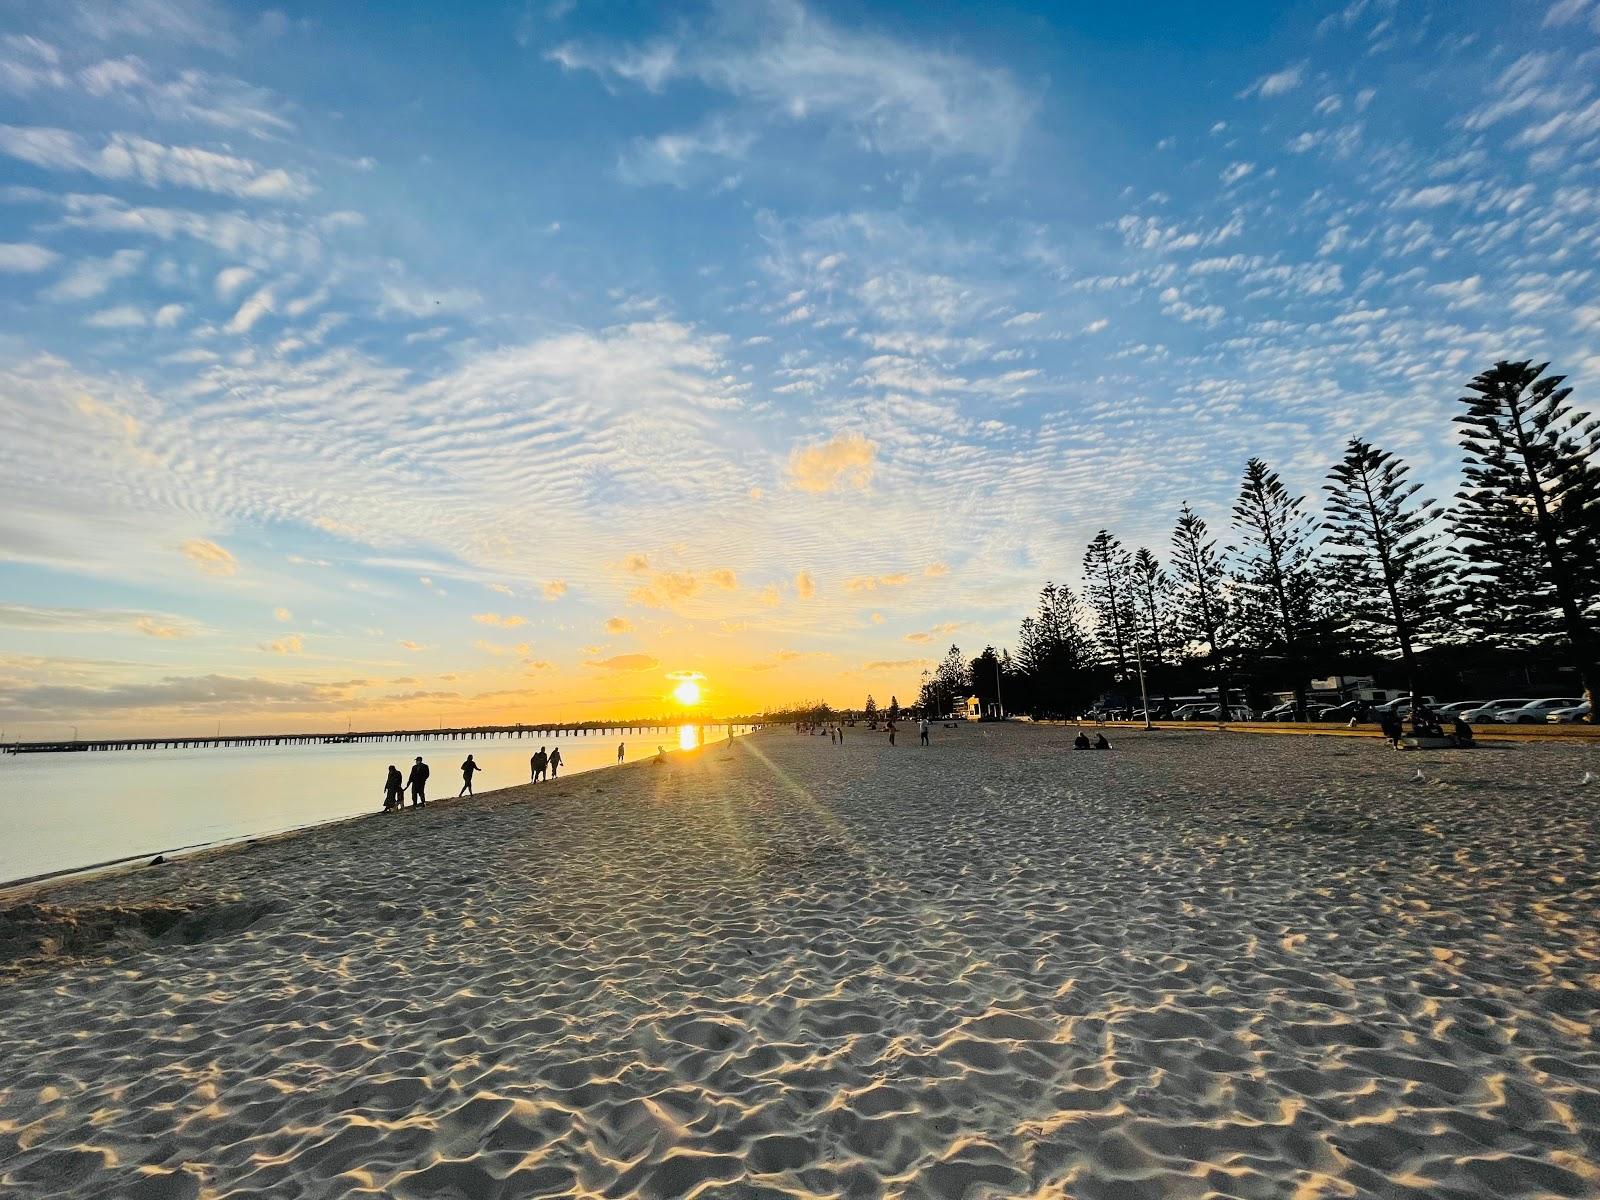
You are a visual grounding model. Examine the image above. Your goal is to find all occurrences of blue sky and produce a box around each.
[2,0,1598,735]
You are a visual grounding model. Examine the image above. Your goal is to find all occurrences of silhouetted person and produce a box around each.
[1411,703,1443,739]
[530,747,548,782]
[918,718,930,746]
[459,754,480,797]
[1093,733,1111,750]
[617,742,625,763]
[383,765,403,812]
[888,725,896,747]
[1452,714,1476,748]
[548,747,563,777]
[1379,711,1404,750]
[1074,732,1091,749]
[407,756,430,806]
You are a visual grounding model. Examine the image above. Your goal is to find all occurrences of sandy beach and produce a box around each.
[3,724,1599,1199]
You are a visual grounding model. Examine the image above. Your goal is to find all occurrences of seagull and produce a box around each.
[1583,771,1596,785]
[1411,769,1426,783]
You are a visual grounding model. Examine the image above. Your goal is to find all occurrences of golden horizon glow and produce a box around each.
[673,678,703,706]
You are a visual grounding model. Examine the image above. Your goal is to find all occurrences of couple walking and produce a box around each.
[383,756,436,810]
[530,745,562,781]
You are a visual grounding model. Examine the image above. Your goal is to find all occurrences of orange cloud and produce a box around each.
[628,568,738,609]
[788,432,875,493]
[543,580,568,600]
[605,617,634,634]
[473,612,527,627]
[795,570,815,599]
[924,561,949,577]
[181,538,236,576]
[264,634,303,655]
[845,573,910,592]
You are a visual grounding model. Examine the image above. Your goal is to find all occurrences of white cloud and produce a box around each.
[1241,62,1305,99]
[226,284,275,334]
[550,0,1033,165]
[0,125,313,199]
[85,304,148,328]
[0,242,57,272]
[42,248,144,301]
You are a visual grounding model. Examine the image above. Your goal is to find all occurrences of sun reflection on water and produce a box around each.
[678,724,699,752]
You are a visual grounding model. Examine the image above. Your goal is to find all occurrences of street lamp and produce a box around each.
[1133,638,1152,731]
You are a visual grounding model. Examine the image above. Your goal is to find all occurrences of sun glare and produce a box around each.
[673,678,702,706]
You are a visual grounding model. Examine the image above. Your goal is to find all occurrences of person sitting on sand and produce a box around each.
[655,745,666,764]
[1411,703,1444,740]
[383,765,404,812]
[407,756,430,806]
[1093,733,1111,750]
[1074,732,1091,749]
[1451,714,1476,748]
[459,754,480,797]
[530,747,548,782]
[548,747,563,778]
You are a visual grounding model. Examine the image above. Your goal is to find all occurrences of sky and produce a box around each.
[2,0,1599,738]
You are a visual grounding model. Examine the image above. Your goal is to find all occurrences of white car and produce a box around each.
[1504,698,1585,724]
[1542,701,1591,723]
[1435,701,1479,718]
[1460,698,1535,723]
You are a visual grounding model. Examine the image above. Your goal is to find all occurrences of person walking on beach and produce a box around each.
[458,754,480,797]
[530,746,548,782]
[918,717,930,746]
[887,723,896,747]
[548,747,563,778]
[407,756,430,806]
[383,765,404,812]
[617,741,625,763]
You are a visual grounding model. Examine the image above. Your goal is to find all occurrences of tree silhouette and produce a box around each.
[1082,530,1134,677]
[1324,438,1452,706]
[1232,458,1321,719]
[1453,360,1600,718]
[1170,504,1231,716]
[863,694,878,724]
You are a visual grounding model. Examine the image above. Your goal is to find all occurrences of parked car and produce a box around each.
[1261,702,1296,721]
[1504,697,1586,723]
[1435,701,1479,718]
[1460,698,1535,723]
[1372,695,1440,716]
[1547,702,1591,723]
[1317,701,1367,723]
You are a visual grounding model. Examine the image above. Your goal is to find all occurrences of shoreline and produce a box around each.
[0,741,676,902]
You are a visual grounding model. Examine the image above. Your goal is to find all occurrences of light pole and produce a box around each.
[993,653,1005,719]
[1133,638,1152,731]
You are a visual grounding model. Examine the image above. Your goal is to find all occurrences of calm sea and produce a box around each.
[0,725,748,886]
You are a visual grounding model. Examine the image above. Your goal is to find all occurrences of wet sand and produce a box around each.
[2,725,1598,1198]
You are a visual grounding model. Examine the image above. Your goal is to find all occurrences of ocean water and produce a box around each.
[0,725,748,886]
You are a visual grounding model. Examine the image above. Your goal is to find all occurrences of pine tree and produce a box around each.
[1232,458,1321,719]
[1015,582,1095,716]
[1082,530,1134,677]
[864,694,878,724]
[1324,438,1452,704]
[1170,504,1231,717]
[1453,360,1600,718]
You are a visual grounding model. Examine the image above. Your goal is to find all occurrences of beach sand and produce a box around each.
[2,724,1598,1198]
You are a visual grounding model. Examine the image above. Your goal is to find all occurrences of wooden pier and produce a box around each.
[2,722,751,755]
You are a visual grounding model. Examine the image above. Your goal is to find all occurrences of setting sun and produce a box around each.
[673,679,703,706]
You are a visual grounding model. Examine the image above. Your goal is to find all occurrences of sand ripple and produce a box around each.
[3,726,1599,1198]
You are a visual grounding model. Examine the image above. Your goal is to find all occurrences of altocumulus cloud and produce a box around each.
[181,538,236,576]
[0,674,352,718]
[788,432,875,493]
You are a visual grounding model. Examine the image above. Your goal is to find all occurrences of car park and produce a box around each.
[1435,701,1479,718]
[1460,698,1535,722]
[1504,697,1586,723]
[1547,702,1591,723]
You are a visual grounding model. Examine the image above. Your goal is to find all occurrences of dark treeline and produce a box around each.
[916,360,1600,723]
